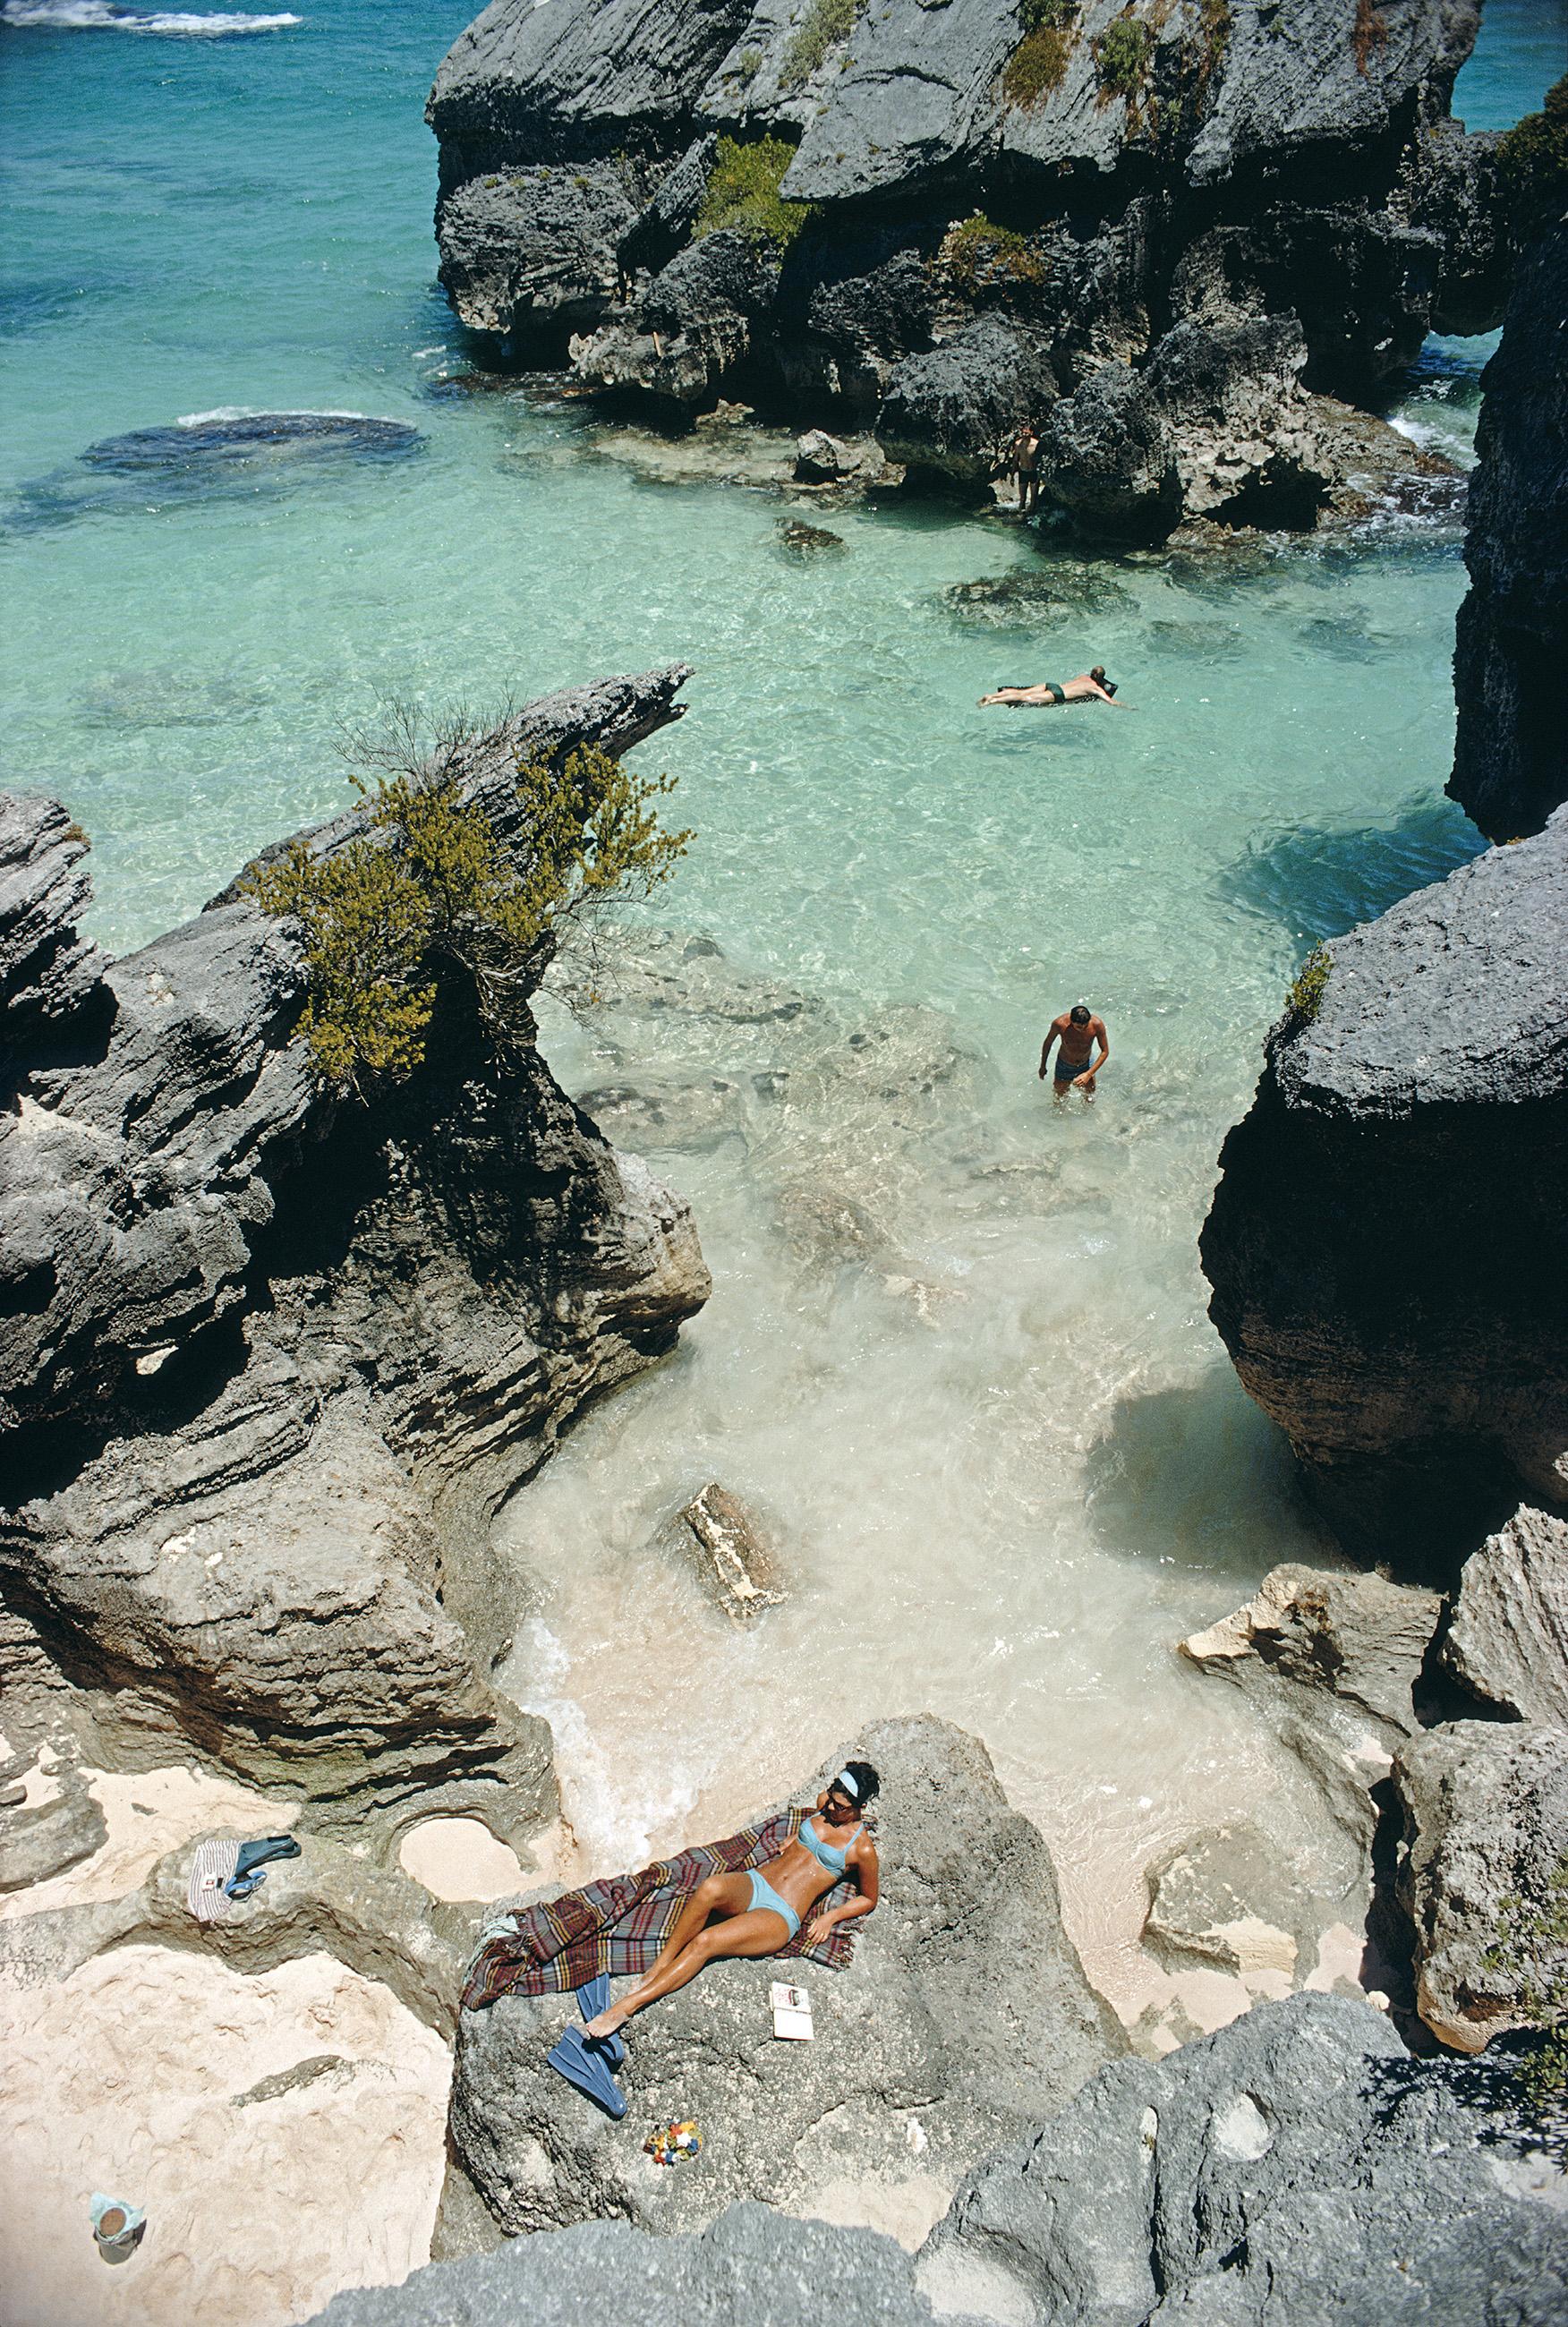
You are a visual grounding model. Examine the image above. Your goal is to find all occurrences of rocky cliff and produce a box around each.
[0,669,709,1847]
[1199,806,1568,1569]
[1449,213,1568,841]
[427,0,1508,536]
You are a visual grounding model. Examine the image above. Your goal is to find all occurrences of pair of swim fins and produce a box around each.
[547,1975,627,2118]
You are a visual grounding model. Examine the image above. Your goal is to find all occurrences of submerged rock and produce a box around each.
[448,1717,1124,2239]
[1200,808,1568,1569]
[82,412,424,473]
[1442,1505,1568,1726]
[776,516,845,555]
[1395,1719,1568,2054]
[671,1481,787,1623]
[0,669,709,1840]
[1450,218,1568,841]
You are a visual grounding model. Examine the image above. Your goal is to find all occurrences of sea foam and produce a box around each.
[3,1,301,33]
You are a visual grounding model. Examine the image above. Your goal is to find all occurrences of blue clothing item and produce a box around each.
[233,1835,301,1882]
[1053,1053,1092,1085]
[796,1817,863,1877]
[747,1869,801,1937]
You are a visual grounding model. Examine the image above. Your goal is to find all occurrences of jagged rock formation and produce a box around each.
[1450,217,1568,841]
[449,1719,1125,2239]
[311,1993,1568,2323]
[427,0,1508,537]
[1395,1719,1568,2054]
[1199,807,1568,1569]
[1442,1504,1568,1726]
[0,670,710,1845]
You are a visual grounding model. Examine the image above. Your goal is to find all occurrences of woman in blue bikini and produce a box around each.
[581,1762,881,2042]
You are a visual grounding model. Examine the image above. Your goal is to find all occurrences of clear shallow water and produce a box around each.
[3,0,1561,2013]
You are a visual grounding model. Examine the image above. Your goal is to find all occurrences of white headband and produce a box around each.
[835,1769,860,1800]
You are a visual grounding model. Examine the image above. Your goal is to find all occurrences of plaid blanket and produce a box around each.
[462,1810,864,2012]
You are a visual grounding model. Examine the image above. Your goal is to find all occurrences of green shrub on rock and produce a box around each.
[1001,0,1078,109]
[1485,1854,1568,2157]
[1498,75,1568,235]
[695,136,814,250]
[780,0,864,90]
[1096,13,1151,99]
[1284,942,1332,1027]
[243,739,691,1094]
[942,214,1047,293]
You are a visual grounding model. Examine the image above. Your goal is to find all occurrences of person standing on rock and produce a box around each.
[1014,419,1042,516]
[979,666,1127,709]
[1040,1002,1109,1102]
[580,1764,881,2045]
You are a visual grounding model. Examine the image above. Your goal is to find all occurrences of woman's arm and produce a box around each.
[805,1842,880,1945]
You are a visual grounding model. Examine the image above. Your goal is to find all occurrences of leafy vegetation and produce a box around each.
[1484,1854,1568,2157]
[695,135,814,250]
[1497,74,1568,234]
[1285,942,1332,1027]
[1001,0,1078,108]
[942,213,1047,293]
[242,729,691,1094]
[780,0,863,90]
[1096,13,1151,99]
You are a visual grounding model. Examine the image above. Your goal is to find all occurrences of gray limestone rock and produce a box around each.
[1443,1505,1568,1727]
[1200,808,1568,1567]
[878,320,1060,490]
[311,2203,950,2327]
[0,669,710,1837]
[1395,1719,1568,2054]
[0,1757,107,1894]
[434,163,641,336]
[670,1481,788,1622]
[1450,219,1568,841]
[0,792,107,1068]
[570,232,779,407]
[920,1990,1568,2324]
[794,428,863,482]
[449,1717,1125,2238]
[1180,1564,1443,1749]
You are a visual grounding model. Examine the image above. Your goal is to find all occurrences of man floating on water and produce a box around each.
[1040,1002,1109,1103]
[979,666,1128,710]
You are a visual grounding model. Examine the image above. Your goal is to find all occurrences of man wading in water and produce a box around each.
[1040,1002,1109,1102]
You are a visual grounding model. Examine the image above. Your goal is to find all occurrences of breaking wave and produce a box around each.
[3,1,300,34]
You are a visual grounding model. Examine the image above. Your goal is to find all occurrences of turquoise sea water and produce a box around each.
[3,0,1564,2007]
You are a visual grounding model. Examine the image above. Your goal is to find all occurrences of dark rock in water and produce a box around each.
[1442,1505,1568,1726]
[1451,220,1568,841]
[1395,1720,1568,2054]
[942,565,1133,626]
[0,668,709,1841]
[1200,809,1568,1571]
[776,517,844,556]
[429,0,1511,530]
[0,793,107,1070]
[311,1993,1568,2325]
[436,165,640,337]
[793,427,863,484]
[570,231,779,406]
[448,1717,1125,2239]
[81,412,424,473]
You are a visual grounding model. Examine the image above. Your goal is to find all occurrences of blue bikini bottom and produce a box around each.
[747,1869,800,1939]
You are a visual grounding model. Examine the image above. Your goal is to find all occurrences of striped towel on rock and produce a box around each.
[187,1837,242,1924]
[461,1811,865,2012]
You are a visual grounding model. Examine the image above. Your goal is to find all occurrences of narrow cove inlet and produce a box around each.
[2,2,1565,2322]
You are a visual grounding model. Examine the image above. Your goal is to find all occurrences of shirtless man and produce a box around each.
[1039,1002,1109,1102]
[979,665,1127,709]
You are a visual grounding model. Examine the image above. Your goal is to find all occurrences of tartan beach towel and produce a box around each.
[461,1810,866,2012]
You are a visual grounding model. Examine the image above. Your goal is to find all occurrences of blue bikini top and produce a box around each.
[797,1815,862,1876]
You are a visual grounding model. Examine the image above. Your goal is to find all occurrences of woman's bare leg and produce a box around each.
[586,1911,788,2034]
[581,1872,752,2038]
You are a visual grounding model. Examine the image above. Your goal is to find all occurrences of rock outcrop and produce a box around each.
[1442,1504,1568,1726]
[1450,216,1568,841]
[0,670,710,1844]
[449,1718,1125,2239]
[1181,1563,1443,1747]
[1394,1719,1568,2055]
[1199,807,1568,1569]
[427,0,1510,537]
[312,1993,1568,2324]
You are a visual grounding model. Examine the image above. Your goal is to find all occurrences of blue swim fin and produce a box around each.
[548,2025,626,2119]
[575,1975,626,2070]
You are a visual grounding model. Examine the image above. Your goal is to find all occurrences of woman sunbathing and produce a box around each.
[978,665,1127,709]
[581,1762,881,2043]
